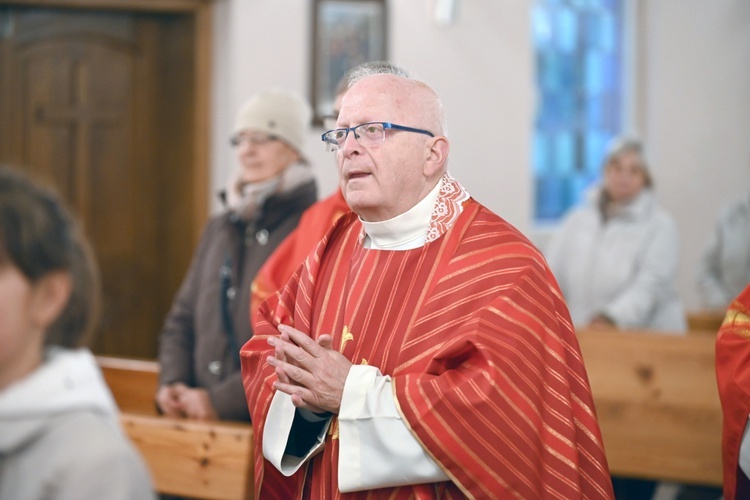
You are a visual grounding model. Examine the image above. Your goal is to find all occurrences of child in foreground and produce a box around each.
[0,166,155,499]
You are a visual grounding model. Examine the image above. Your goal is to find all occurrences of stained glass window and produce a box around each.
[532,0,624,222]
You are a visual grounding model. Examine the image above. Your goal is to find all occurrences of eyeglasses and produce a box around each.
[230,133,279,147]
[321,122,434,152]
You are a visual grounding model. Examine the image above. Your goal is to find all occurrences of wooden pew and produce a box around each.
[97,356,159,415]
[122,413,254,500]
[686,309,726,334]
[576,329,722,487]
[99,329,724,494]
[97,357,255,500]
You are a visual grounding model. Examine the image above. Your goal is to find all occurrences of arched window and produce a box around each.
[532,0,625,222]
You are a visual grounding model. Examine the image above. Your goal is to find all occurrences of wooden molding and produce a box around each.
[2,0,216,13]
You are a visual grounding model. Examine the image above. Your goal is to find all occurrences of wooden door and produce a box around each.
[0,6,203,358]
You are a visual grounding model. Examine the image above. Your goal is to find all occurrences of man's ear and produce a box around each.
[31,271,72,330]
[423,136,450,177]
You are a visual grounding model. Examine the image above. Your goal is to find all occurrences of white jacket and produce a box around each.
[697,194,750,309]
[0,348,155,500]
[545,188,686,333]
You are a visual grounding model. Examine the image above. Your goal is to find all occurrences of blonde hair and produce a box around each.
[603,136,653,188]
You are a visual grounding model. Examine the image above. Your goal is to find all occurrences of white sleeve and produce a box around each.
[262,391,330,476]
[740,416,750,478]
[337,365,449,493]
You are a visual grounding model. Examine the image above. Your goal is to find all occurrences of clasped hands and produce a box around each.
[155,383,218,420]
[267,324,353,415]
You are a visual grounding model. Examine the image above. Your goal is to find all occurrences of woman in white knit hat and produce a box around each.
[156,88,317,422]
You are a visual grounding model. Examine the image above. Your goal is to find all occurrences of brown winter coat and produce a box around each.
[158,179,317,420]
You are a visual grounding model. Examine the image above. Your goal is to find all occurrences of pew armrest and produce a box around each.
[686,310,725,333]
[98,356,160,415]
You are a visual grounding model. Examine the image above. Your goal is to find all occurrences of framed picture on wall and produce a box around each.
[311,0,387,125]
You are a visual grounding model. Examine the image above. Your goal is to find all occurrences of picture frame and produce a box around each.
[311,0,387,125]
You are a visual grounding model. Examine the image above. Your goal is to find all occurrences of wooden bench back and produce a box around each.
[122,413,254,500]
[97,329,724,495]
[686,310,726,334]
[577,329,722,486]
[97,356,159,415]
[97,356,255,500]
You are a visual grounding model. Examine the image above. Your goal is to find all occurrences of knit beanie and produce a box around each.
[603,134,653,187]
[233,88,312,158]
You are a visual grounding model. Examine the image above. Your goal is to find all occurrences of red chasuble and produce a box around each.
[716,284,750,500]
[241,194,613,499]
[250,190,349,326]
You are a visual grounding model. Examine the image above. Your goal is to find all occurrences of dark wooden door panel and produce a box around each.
[0,6,198,358]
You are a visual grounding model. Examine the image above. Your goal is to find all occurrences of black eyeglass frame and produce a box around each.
[229,133,280,147]
[321,121,435,150]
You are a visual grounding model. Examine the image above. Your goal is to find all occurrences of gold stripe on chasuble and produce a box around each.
[417,395,525,495]
[571,392,599,425]
[328,418,339,440]
[724,309,750,338]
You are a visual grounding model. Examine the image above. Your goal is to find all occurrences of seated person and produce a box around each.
[546,137,689,499]
[545,136,686,333]
[0,166,155,499]
[697,188,750,311]
[156,88,317,421]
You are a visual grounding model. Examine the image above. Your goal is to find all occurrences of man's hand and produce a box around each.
[267,324,352,414]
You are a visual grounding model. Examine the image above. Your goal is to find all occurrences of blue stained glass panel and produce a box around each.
[585,52,605,92]
[599,13,616,52]
[532,0,623,222]
[584,130,611,175]
[533,133,551,175]
[555,8,578,53]
[555,132,575,175]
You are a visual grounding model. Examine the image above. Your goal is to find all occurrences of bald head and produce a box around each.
[341,74,446,138]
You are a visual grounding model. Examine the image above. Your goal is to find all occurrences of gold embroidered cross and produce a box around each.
[340,325,354,351]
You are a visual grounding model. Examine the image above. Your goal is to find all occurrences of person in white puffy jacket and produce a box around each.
[697,191,750,311]
[544,136,686,334]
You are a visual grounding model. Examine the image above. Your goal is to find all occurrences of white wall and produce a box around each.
[389,1,533,232]
[211,0,532,229]
[210,0,750,310]
[642,0,750,308]
[211,0,312,197]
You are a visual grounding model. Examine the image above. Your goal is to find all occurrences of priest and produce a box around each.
[716,284,750,499]
[240,66,614,499]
